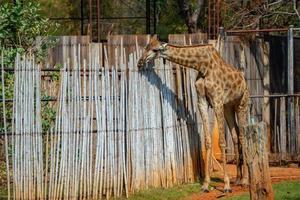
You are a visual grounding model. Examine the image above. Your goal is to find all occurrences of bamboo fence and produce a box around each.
[11,55,44,199]
[6,35,205,199]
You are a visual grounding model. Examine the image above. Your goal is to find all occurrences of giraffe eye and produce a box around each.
[153,49,159,52]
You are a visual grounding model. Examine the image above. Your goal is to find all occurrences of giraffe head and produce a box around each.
[137,35,167,68]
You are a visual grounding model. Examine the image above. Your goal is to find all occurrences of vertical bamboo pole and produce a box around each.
[74,45,81,199]
[44,131,49,200]
[35,59,43,200]
[12,54,18,200]
[274,98,278,153]
[100,50,106,199]
[296,97,300,154]
[287,26,295,154]
[280,97,286,160]
[92,44,102,199]
[121,46,128,198]
[262,42,271,151]
[1,52,11,200]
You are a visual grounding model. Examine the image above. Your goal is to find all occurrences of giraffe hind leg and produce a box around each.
[236,93,250,187]
[224,106,242,185]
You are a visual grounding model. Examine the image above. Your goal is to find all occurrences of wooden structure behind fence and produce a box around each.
[220,35,300,161]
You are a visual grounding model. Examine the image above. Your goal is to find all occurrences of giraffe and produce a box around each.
[137,36,249,193]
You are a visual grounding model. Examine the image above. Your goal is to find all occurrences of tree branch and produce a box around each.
[293,0,300,23]
[267,0,283,7]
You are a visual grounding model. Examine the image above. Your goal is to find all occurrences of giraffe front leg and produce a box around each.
[238,123,249,186]
[215,105,232,193]
[202,129,212,193]
[197,96,211,192]
[196,79,213,192]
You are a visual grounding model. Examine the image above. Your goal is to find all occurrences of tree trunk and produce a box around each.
[244,122,274,200]
[177,0,204,33]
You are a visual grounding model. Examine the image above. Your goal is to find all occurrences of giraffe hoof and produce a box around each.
[201,185,210,193]
[235,178,241,185]
[224,188,232,193]
[240,178,249,187]
[201,188,209,193]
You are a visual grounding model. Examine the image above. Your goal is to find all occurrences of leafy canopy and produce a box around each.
[0,0,59,133]
[0,0,58,65]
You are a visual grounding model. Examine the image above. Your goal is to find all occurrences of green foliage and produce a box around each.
[0,0,59,66]
[0,72,14,132]
[38,0,78,35]
[156,1,188,40]
[0,0,59,64]
[41,100,56,132]
[0,0,59,133]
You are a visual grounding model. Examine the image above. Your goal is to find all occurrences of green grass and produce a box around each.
[227,180,300,200]
[122,182,201,200]
[124,180,300,200]
[0,186,8,200]
[0,180,299,199]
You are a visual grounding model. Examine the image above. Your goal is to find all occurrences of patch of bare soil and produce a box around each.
[184,164,300,200]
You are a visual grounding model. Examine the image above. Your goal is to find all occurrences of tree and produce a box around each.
[0,0,58,133]
[156,0,188,39]
[38,0,78,35]
[0,0,58,64]
[177,0,205,33]
[221,0,300,30]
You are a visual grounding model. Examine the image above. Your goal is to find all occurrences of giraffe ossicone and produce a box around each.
[138,36,250,193]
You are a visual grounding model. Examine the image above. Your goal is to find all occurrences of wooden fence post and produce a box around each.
[244,122,274,200]
[287,25,295,154]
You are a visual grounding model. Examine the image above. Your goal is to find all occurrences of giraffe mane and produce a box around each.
[167,43,213,48]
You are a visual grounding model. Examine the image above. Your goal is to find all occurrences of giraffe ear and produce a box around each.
[159,43,168,51]
[150,35,158,41]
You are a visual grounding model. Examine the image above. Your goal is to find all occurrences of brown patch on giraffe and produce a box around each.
[236,78,242,85]
[225,81,231,89]
[227,89,234,97]
[179,53,185,58]
[212,53,219,62]
[219,67,226,74]
[202,54,209,60]
[190,59,197,65]
[228,73,234,80]
[234,73,241,80]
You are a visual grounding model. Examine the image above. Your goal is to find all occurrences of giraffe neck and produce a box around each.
[160,44,215,72]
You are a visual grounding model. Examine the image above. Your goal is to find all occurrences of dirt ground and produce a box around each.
[184,164,300,200]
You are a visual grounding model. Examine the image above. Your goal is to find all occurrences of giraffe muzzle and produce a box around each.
[137,58,145,69]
